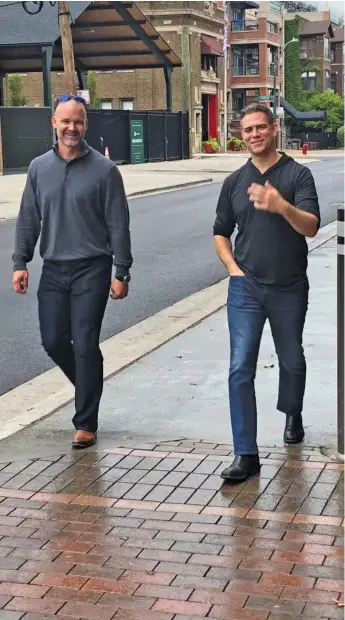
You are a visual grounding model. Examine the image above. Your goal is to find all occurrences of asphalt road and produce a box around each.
[0,157,343,396]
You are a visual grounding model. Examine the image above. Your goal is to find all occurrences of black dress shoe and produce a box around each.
[72,432,97,450]
[284,414,305,444]
[220,455,261,482]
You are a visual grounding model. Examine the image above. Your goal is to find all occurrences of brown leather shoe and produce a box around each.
[72,430,97,450]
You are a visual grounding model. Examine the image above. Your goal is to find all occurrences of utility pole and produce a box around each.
[58,1,77,94]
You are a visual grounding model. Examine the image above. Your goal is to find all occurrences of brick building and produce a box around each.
[299,19,334,92]
[227,0,284,135]
[284,8,344,99]
[331,27,344,99]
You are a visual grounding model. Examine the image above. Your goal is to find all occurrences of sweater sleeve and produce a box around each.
[213,175,236,238]
[12,163,41,271]
[103,165,133,277]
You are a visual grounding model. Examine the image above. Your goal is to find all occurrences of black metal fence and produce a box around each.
[290,129,337,149]
[85,109,189,164]
[0,107,189,173]
[0,107,53,173]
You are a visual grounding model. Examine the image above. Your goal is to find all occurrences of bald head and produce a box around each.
[52,99,87,152]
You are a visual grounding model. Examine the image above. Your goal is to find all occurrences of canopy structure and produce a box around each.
[200,35,223,57]
[281,97,327,121]
[0,0,182,109]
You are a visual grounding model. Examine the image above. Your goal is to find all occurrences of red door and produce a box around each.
[208,95,218,140]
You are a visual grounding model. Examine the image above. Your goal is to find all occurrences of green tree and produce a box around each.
[303,89,344,131]
[284,17,304,109]
[337,126,344,147]
[8,74,26,107]
[86,71,100,109]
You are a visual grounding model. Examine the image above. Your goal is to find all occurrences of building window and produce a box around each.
[325,69,331,89]
[120,99,134,110]
[300,38,316,58]
[232,46,259,76]
[100,100,112,110]
[201,54,218,73]
[232,90,245,119]
[301,71,316,91]
[331,47,335,62]
[267,21,276,34]
[331,73,337,93]
[324,36,330,59]
[232,89,260,119]
[270,1,281,12]
[195,112,201,134]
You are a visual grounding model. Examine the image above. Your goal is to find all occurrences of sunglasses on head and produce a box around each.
[55,94,86,106]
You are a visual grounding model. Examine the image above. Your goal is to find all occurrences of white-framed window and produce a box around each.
[120,99,134,110]
[324,36,330,59]
[100,100,112,110]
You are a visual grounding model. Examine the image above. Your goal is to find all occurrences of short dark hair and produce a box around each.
[240,103,274,124]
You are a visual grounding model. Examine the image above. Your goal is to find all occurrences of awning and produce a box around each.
[200,35,223,57]
[281,98,327,121]
[0,1,182,72]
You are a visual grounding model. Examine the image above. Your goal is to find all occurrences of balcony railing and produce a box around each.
[231,20,259,32]
[232,60,259,76]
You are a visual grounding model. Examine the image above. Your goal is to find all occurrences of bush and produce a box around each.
[227,137,244,151]
[8,74,26,107]
[202,137,220,152]
[337,126,344,147]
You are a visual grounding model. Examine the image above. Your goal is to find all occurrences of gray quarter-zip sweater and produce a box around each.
[12,142,133,277]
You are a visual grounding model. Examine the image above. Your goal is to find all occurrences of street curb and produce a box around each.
[127,178,214,198]
[0,222,337,443]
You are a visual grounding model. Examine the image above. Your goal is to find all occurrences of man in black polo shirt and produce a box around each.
[213,103,320,482]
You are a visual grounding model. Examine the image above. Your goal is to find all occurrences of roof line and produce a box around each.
[113,1,177,68]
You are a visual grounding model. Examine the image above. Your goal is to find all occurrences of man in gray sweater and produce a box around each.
[12,94,132,449]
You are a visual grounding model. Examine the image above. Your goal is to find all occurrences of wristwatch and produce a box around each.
[116,274,131,283]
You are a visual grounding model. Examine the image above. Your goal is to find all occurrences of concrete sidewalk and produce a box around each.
[0,240,342,620]
[0,153,320,221]
[0,235,338,462]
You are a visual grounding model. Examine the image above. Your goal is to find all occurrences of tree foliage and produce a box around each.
[284,18,304,109]
[337,126,344,147]
[302,89,344,131]
[86,71,100,109]
[8,74,26,107]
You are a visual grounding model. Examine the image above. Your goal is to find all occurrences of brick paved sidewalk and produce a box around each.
[0,440,342,620]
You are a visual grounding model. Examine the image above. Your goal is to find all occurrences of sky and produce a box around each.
[313,0,344,17]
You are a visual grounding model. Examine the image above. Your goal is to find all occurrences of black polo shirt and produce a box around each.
[213,154,320,286]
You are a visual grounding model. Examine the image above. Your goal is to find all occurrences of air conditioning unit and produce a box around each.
[300,53,307,59]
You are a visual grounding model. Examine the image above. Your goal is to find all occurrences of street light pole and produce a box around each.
[274,38,298,148]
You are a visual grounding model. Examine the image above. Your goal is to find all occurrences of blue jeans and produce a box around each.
[227,274,309,455]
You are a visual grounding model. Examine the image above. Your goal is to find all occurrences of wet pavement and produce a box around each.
[0,439,342,620]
